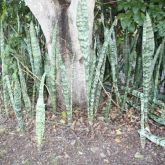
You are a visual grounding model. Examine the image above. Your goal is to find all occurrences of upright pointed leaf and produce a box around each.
[45,25,57,112]
[5,75,24,130]
[17,61,32,116]
[141,13,155,148]
[35,73,46,148]
[30,22,43,87]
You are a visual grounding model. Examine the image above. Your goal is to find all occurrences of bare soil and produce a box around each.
[0,108,165,165]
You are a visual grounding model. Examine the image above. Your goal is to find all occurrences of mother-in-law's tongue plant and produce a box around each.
[35,73,46,149]
[1,0,165,150]
[139,13,165,148]
[77,0,119,123]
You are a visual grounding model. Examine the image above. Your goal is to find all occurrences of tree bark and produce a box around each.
[24,0,95,108]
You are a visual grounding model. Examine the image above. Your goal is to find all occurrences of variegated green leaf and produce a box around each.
[5,75,24,130]
[30,21,43,87]
[17,61,32,116]
[45,25,57,112]
[35,73,46,148]
[141,13,155,146]
[109,27,121,106]
[56,48,72,122]
[0,21,9,115]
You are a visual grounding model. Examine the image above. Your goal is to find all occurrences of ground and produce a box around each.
[0,108,165,165]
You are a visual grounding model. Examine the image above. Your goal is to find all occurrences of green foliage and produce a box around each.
[77,0,90,119]
[0,0,7,20]
[13,74,24,129]
[76,0,89,66]
[89,28,107,120]
[56,47,72,122]
[0,21,9,115]
[103,96,112,122]
[25,38,34,74]
[45,25,57,113]
[5,74,25,130]
[30,21,43,87]
[0,0,164,150]
[88,20,117,121]
[17,60,32,116]
[139,129,165,148]
[117,0,145,32]
[141,13,155,137]
[117,0,165,37]
[108,25,121,106]
[35,73,46,148]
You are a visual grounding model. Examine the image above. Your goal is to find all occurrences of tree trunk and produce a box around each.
[24,0,95,108]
